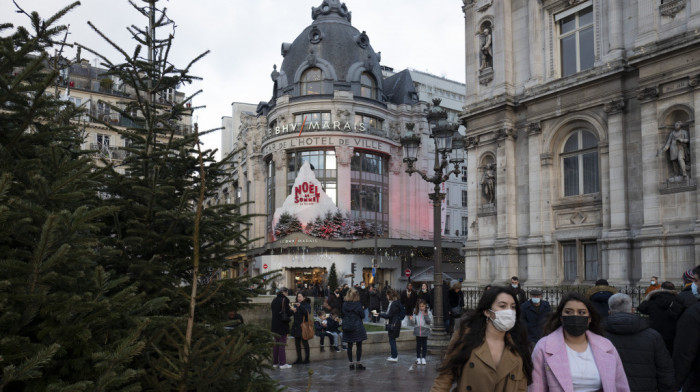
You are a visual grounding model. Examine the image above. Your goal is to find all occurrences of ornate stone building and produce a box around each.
[460,0,700,286]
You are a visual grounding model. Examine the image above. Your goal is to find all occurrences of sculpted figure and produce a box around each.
[481,163,496,204]
[479,28,492,71]
[658,121,690,179]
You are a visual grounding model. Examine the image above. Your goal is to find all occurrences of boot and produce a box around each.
[320,346,325,352]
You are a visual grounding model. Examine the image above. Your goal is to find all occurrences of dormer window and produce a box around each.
[301,67,323,95]
[360,72,377,99]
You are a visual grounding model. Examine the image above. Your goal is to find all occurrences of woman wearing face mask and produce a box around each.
[431,286,532,392]
[530,292,630,391]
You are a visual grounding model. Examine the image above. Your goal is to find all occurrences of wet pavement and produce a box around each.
[268,353,441,392]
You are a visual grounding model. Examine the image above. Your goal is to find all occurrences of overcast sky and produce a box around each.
[3,0,466,158]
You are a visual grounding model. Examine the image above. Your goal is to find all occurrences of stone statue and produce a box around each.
[479,28,493,71]
[481,163,496,204]
[658,121,690,180]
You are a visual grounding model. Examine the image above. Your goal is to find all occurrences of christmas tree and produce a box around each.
[327,263,339,291]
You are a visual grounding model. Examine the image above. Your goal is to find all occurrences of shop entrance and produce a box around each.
[292,268,327,290]
[362,268,390,289]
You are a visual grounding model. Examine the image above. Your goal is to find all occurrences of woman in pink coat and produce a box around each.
[529,292,629,392]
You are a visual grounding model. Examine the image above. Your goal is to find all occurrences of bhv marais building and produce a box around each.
[214,1,468,289]
[460,0,700,286]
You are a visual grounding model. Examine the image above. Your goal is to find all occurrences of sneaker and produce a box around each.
[421,358,426,365]
[416,358,421,365]
[272,364,279,368]
[349,363,355,370]
[279,364,292,369]
[387,356,398,362]
[333,346,341,352]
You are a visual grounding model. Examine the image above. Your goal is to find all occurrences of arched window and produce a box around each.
[301,67,323,95]
[360,72,376,99]
[562,129,599,196]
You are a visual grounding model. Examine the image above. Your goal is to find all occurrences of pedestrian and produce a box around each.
[530,292,629,391]
[407,299,432,365]
[341,288,367,370]
[290,291,311,365]
[585,278,618,322]
[604,293,674,392]
[270,287,293,369]
[314,311,336,352]
[400,282,417,317]
[358,281,370,321]
[644,276,661,295]
[638,281,678,354]
[379,288,402,362]
[669,265,700,320]
[520,289,551,347]
[430,286,532,392]
[368,285,380,322]
[327,309,344,352]
[510,276,526,305]
[416,282,430,306]
[673,299,700,391]
[447,280,464,334]
[227,310,244,326]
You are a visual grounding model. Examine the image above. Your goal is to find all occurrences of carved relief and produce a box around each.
[495,127,516,141]
[604,98,625,114]
[390,146,403,175]
[659,0,686,18]
[475,0,492,12]
[478,22,493,73]
[309,26,323,44]
[540,153,553,166]
[637,87,659,102]
[527,122,542,136]
[466,136,479,149]
[335,145,354,166]
[355,31,370,49]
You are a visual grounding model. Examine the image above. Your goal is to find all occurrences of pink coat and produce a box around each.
[529,327,630,392]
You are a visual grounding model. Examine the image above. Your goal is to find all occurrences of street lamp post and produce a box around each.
[400,98,465,353]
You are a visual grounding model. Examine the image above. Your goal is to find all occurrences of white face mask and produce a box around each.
[532,298,541,304]
[651,280,656,285]
[360,285,365,289]
[489,309,516,332]
[511,283,518,289]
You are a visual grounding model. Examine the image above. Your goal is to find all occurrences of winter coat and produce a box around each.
[327,293,343,313]
[431,331,527,392]
[512,285,526,305]
[447,289,465,316]
[290,299,311,339]
[341,301,367,343]
[603,312,675,392]
[400,289,417,314]
[359,287,370,309]
[380,300,402,339]
[586,285,618,320]
[368,290,380,311]
[416,288,430,306]
[326,316,341,333]
[270,293,293,335]
[520,299,551,344]
[530,327,630,392]
[637,288,678,354]
[407,309,432,337]
[673,300,700,392]
[668,286,698,320]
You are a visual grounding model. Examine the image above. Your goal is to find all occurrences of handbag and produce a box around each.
[279,299,291,322]
[451,306,462,316]
[301,311,314,340]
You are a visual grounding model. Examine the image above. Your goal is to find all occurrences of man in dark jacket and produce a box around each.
[358,281,370,321]
[586,278,618,321]
[604,293,674,392]
[520,289,551,347]
[510,276,526,305]
[400,282,417,314]
[638,281,678,354]
[327,287,343,314]
[270,287,294,369]
[368,285,380,322]
[673,299,700,391]
[669,265,700,320]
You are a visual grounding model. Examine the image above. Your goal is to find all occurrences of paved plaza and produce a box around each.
[268,353,441,392]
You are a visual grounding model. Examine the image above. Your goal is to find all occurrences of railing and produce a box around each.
[89,143,128,161]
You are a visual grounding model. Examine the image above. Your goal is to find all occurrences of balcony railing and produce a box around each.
[89,143,128,161]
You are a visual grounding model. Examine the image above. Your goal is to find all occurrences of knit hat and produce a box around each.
[682,269,695,284]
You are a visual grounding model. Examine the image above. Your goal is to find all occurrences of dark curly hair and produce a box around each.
[543,292,603,336]
[436,286,533,384]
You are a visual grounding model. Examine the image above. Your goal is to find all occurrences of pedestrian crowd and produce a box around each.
[267,265,700,391]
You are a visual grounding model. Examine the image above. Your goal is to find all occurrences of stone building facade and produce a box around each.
[461,0,700,286]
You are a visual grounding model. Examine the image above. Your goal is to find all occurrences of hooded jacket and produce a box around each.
[673,300,700,391]
[604,312,675,392]
[586,285,618,320]
[637,288,678,354]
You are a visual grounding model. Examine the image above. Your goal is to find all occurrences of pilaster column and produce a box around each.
[607,0,624,59]
[272,150,287,207]
[604,98,628,230]
[335,145,353,212]
[527,123,542,237]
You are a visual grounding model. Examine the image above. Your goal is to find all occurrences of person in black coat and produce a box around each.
[379,288,402,361]
[290,292,312,364]
[604,293,675,392]
[585,278,618,322]
[400,283,417,316]
[447,280,464,334]
[341,288,368,370]
[673,299,700,392]
[327,287,343,314]
[270,287,293,368]
[669,265,700,320]
[519,289,551,347]
[358,281,370,321]
[368,285,381,322]
[637,282,678,354]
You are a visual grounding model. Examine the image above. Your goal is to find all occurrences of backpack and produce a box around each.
[398,302,406,321]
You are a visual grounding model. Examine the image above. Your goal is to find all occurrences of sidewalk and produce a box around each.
[268,353,440,392]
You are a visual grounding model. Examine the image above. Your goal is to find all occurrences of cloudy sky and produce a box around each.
[3,0,466,158]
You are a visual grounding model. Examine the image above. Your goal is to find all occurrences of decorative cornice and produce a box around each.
[659,0,686,18]
[690,74,700,88]
[637,87,659,102]
[604,98,625,114]
[335,145,353,167]
[475,0,492,12]
[479,67,494,85]
[540,153,553,166]
[527,122,542,136]
[466,136,479,149]
[495,127,516,141]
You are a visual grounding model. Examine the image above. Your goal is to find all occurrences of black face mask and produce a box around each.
[561,315,589,336]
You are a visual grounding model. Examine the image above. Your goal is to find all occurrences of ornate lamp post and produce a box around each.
[400,98,465,352]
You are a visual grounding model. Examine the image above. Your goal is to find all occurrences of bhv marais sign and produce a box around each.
[272,161,340,229]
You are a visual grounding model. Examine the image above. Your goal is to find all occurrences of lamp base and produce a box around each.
[427,327,450,356]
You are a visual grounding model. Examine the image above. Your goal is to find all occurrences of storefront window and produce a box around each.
[350,151,389,235]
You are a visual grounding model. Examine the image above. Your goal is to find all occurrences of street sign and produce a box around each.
[263,263,268,270]
[372,267,376,277]
[405,268,411,277]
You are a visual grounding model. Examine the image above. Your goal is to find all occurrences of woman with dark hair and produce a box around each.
[431,286,532,392]
[378,288,402,362]
[290,292,312,364]
[530,292,629,391]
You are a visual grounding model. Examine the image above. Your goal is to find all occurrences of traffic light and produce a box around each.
[351,262,356,274]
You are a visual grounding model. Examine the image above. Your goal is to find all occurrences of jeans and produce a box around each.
[347,341,362,362]
[388,335,398,358]
[364,308,369,321]
[328,332,339,346]
[272,334,287,365]
[416,336,428,358]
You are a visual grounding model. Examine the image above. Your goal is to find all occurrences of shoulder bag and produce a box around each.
[301,310,314,340]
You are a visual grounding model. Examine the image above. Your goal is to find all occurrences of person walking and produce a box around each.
[341,288,367,370]
[604,293,674,392]
[407,299,432,365]
[520,289,551,347]
[638,281,678,354]
[510,276,526,305]
[290,292,311,365]
[358,281,370,321]
[430,286,532,392]
[673,299,700,392]
[379,288,403,362]
[368,285,380,322]
[270,287,293,369]
[447,280,464,334]
[585,279,618,322]
[530,292,629,391]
